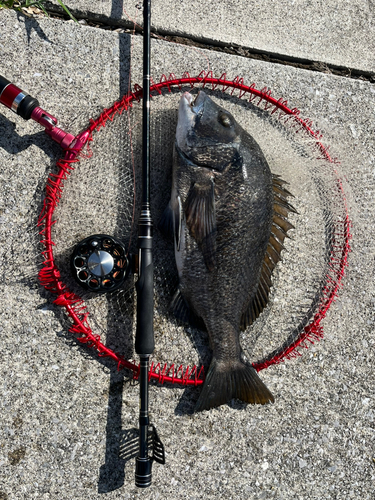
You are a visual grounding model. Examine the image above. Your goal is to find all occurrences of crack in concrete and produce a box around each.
[22,6,375,84]
[152,32,375,83]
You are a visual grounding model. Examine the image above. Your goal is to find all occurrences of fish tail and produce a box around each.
[195,358,274,412]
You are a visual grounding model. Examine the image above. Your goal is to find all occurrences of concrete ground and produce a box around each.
[0,3,374,499]
[45,0,375,73]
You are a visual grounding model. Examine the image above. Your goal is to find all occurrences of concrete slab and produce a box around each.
[44,0,375,75]
[0,9,374,500]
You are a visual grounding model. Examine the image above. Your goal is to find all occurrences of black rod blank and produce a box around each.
[134,0,155,489]
[142,0,151,207]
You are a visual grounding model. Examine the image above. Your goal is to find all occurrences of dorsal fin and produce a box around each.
[240,174,296,330]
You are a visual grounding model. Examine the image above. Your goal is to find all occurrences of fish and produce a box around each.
[160,90,295,411]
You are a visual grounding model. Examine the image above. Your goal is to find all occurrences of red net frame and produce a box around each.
[37,71,351,385]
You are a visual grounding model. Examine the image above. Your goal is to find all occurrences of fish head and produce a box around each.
[176,91,242,173]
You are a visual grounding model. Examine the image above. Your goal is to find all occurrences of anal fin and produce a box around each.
[170,289,206,330]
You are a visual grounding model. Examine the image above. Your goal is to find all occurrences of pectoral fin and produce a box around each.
[159,197,182,251]
[170,289,206,330]
[185,180,217,271]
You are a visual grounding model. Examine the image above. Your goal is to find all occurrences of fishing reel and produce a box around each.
[70,234,131,293]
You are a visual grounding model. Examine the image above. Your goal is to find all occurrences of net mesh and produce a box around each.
[36,73,350,384]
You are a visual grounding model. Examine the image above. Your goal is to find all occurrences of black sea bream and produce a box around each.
[160,91,295,411]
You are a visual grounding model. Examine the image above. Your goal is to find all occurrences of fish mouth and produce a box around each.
[183,92,195,106]
[182,91,206,115]
[176,92,206,151]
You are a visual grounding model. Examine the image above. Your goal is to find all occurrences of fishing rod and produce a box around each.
[134,0,165,488]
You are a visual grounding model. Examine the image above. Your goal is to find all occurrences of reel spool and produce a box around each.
[71,234,130,293]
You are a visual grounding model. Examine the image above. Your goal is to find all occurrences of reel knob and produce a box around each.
[71,234,130,293]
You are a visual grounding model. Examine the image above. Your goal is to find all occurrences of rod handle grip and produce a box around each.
[135,247,154,355]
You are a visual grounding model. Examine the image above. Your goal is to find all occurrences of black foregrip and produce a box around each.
[135,256,154,355]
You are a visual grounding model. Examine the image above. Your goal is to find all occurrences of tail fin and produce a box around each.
[195,358,274,412]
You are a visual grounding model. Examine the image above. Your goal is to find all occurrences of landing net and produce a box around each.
[37,72,351,385]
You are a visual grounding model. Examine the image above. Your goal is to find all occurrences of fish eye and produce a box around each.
[219,112,232,128]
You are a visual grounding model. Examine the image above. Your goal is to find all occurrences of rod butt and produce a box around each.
[135,457,152,488]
